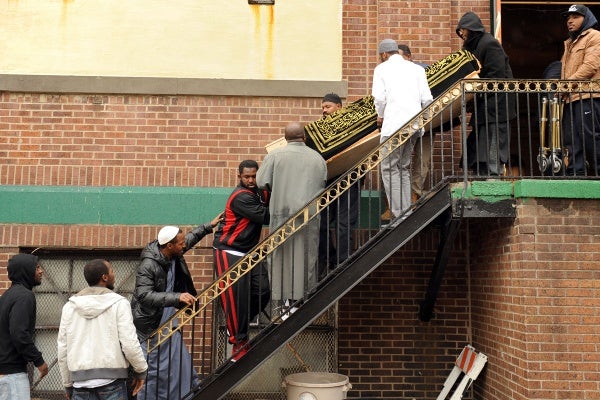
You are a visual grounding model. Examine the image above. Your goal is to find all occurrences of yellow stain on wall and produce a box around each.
[0,0,342,81]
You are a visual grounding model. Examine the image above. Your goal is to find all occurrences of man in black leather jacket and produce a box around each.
[132,217,220,400]
[132,219,220,339]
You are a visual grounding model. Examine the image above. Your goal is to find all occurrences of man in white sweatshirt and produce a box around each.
[57,259,147,400]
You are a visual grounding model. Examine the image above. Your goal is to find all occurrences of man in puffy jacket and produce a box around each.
[132,216,220,400]
[560,4,600,176]
[57,259,147,399]
[456,11,516,176]
[0,254,48,400]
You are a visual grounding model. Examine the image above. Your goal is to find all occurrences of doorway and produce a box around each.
[501,2,600,78]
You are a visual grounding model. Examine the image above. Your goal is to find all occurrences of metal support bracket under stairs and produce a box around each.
[418,209,462,322]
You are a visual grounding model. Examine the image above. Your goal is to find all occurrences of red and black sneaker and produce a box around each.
[231,339,249,362]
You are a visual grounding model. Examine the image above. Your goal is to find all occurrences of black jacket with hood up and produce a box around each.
[131,224,212,339]
[456,11,516,123]
[0,254,45,374]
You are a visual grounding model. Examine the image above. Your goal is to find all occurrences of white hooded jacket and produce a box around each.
[57,286,148,388]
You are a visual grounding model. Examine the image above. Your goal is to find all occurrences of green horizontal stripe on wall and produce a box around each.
[0,186,232,225]
[452,179,600,200]
[0,185,384,226]
[514,179,600,199]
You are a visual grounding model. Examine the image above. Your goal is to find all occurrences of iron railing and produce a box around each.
[141,79,600,400]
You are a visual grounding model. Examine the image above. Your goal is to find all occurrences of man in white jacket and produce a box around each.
[57,259,147,399]
[372,39,433,218]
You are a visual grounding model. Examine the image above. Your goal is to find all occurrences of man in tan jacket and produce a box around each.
[561,4,600,176]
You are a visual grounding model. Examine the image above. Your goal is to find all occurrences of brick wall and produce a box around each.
[0,93,325,188]
[2,1,599,399]
[469,198,600,400]
[339,223,471,399]
[339,198,600,399]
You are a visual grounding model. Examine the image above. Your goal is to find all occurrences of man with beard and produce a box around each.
[213,159,271,362]
[456,11,516,176]
[560,4,600,176]
[132,214,221,400]
[57,259,147,399]
[317,93,361,277]
[0,254,48,400]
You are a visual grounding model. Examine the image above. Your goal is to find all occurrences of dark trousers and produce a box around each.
[318,181,360,270]
[562,98,600,176]
[465,120,509,176]
[213,249,270,343]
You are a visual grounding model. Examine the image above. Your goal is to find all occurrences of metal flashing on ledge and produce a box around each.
[454,198,516,218]
[0,74,347,98]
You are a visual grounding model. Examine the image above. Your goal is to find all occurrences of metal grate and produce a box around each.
[214,302,338,400]
[24,249,140,399]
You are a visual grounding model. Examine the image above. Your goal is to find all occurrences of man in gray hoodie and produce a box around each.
[57,259,148,399]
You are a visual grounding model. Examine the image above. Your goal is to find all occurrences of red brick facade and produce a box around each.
[1,1,599,399]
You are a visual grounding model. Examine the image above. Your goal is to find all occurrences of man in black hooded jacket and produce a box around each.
[456,11,516,176]
[0,253,48,400]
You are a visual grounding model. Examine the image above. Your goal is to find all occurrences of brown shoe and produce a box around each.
[381,208,393,221]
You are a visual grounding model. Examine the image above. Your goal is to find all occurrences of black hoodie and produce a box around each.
[456,11,516,122]
[0,254,45,374]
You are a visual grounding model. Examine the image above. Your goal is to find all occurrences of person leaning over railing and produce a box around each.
[560,4,600,176]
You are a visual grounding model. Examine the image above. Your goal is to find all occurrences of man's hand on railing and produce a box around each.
[179,292,196,306]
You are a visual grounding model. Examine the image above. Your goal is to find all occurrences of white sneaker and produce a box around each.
[281,306,298,321]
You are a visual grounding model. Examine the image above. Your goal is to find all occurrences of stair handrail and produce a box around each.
[145,78,470,353]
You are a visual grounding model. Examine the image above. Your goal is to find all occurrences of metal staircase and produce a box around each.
[190,183,454,399]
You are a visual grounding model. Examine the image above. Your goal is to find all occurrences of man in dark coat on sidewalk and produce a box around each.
[0,254,48,400]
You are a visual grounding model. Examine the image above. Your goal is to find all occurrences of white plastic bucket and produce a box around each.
[283,372,351,400]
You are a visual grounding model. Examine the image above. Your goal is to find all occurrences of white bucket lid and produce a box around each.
[284,372,349,388]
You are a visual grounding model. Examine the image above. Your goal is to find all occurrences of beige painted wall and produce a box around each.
[0,0,342,81]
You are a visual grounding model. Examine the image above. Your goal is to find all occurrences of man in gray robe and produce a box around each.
[257,122,327,307]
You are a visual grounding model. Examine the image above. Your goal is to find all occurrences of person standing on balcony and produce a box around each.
[560,4,600,176]
[132,217,221,400]
[0,254,48,400]
[57,259,147,400]
[213,160,271,362]
[317,93,361,277]
[257,122,327,314]
[372,39,433,219]
[456,11,516,176]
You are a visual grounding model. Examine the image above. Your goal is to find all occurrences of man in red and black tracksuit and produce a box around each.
[213,159,271,362]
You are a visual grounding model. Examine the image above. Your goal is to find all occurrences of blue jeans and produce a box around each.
[72,379,127,400]
[0,372,31,400]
